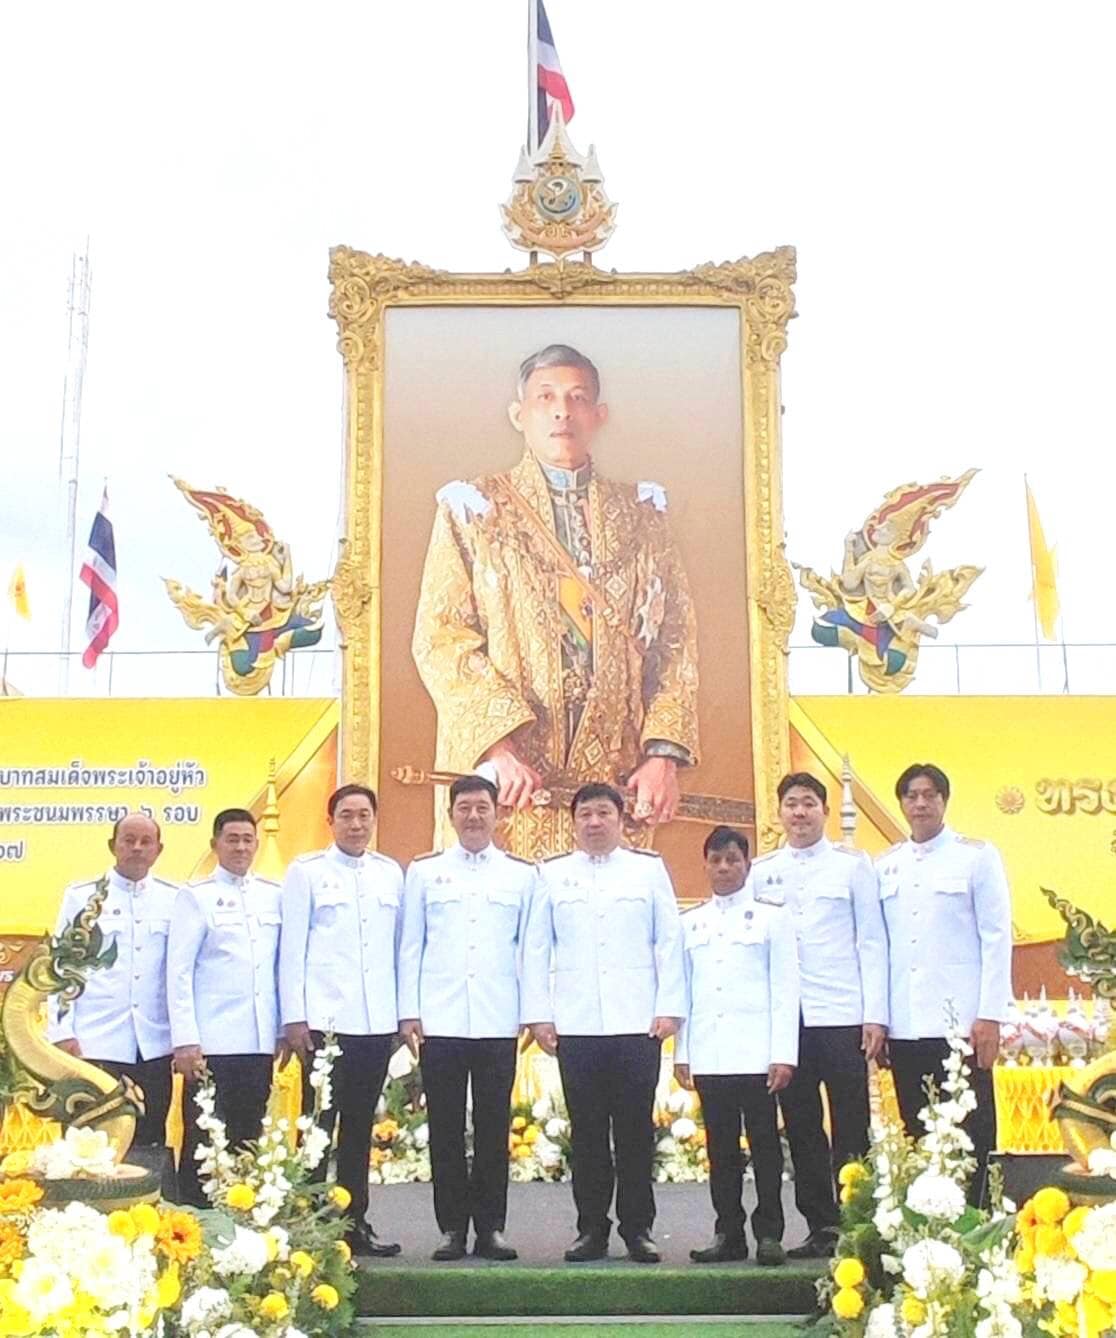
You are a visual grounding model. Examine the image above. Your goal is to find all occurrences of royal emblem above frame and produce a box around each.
[329,247,798,858]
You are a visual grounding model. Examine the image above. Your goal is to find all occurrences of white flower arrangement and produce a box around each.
[30,1125,118,1179]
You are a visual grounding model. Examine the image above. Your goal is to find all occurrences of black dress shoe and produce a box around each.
[786,1230,837,1259]
[431,1229,468,1261]
[346,1224,402,1258]
[564,1231,609,1262]
[474,1229,518,1261]
[690,1233,749,1263]
[625,1231,662,1264]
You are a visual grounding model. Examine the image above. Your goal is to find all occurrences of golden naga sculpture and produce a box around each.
[164,479,329,696]
[0,880,159,1203]
[794,470,982,693]
[1043,888,1116,1203]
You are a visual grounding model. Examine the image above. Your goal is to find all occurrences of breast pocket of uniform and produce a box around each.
[375,886,401,914]
[312,891,346,929]
[147,919,171,940]
[488,888,521,919]
[728,922,765,950]
[685,921,712,952]
[213,909,245,930]
[551,884,588,927]
[816,883,850,903]
[426,883,463,917]
[879,880,899,903]
[935,876,969,898]
[252,910,281,940]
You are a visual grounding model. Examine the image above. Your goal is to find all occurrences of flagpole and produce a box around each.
[58,241,93,695]
[1059,615,1070,694]
[1024,475,1042,692]
[527,0,539,153]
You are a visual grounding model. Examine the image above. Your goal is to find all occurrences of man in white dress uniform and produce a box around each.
[524,782,686,1264]
[399,772,538,1262]
[278,784,404,1257]
[676,826,799,1267]
[169,808,280,1206]
[877,762,1013,1204]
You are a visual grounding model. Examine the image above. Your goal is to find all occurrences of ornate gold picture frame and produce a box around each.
[329,248,796,855]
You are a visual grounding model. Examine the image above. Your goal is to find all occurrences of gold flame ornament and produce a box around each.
[163,479,329,696]
[501,104,617,261]
[794,470,982,693]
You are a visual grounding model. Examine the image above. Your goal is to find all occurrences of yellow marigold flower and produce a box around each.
[138,1304,157,1330]
[264,1232,281,1263]
[523,1126,541,1145]
[1014,1242,1035,1274]
[156,1262,181,1308]
[259,1291,290,1321]
[512,1144,533,1160]
[831,1287,864,1319]
[738,1135,749,1150]
[156,1210,203,1263]
[130,1203,161,1236]
[839,1185,854,1205]
[0,1180,43,1215]
[328,1185,352,1211]
[226,1183,256,1211]
[1063,1205,1091,1240]
[312,1282,340,1310]
[106,1209,138,1243]
[0,1222,25,1275]
[1055,1301,1079,1333]
[1080,1292,1113,1336]
[508,1134,521,1151]
[511,1116,528,1132]
[1091,1271,1116,1305]
[1033,1186,1071,1225]
[900,1294,927,1326]
[1035,1224,1066,1258]
[0,1153,33,1177]
[290,1250,316,1279]
[335,1239,352,1263]
[837,1161,866,1187]
[833,1257,866,1289]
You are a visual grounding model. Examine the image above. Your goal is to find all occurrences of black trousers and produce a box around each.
[695,1073,785,1244]
[557,1034,661,1243]
[179,1053,274,1207]
[420,1036,518,1236]
[97,1053,173,1149]
[302,1031,394,1227]
[778,1023,867,1234]
[889,1037,997,1205]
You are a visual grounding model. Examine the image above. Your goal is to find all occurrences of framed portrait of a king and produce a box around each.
[329,249,796,898]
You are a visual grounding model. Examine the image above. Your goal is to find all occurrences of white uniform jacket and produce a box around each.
[168,867,281,1055]
[875,827,1013,1040]
[522,846,686,1035]
[47,868,178,1062]
[675,889,800,1074]
[398,843,538,1039]
[745,838,889,1028]
[278,844,403,1036]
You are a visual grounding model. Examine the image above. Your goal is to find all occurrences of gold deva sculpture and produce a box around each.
[164,479,329,696]
[794,470,982,693]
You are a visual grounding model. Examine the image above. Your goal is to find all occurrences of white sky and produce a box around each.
[1,1,1114,697]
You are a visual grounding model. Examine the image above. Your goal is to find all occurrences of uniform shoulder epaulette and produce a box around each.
[151,875,180,890]
[504,852,534,865]
[254,876,282,888]
[65,877,100,894]
[832,845,861,857]
[679,901,704,915]
[956,835,986,848]
[753,891,784,906]
[628,847,662,858]
[541,851,570,863]
[410,850,440,862]
[879,841,904,858]
[751,850,779,866]
[294,849,326,864]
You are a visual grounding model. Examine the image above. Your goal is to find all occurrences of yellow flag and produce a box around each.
[1025,481,1059,639]
[7,565,30,621]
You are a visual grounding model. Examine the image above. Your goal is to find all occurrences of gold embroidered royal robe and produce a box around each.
[412,451,700,858]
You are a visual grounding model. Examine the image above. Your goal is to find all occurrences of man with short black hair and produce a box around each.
[169,808,281,1205]
[746,771,889,1258]
[48,812,177,1162]
[524,782,686,1264]
[878,763,1012,1203]
[278,783,403,1257]
[398,771,537,1261]
[677,827,798,1267]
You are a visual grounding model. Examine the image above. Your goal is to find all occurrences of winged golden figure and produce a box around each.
[164,479,328,696]
[794,470,982,693]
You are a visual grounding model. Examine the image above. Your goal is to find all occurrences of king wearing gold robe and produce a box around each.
[412,344,700,858]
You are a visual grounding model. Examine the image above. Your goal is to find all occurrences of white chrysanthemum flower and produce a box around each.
[864,1303,899,1338]
[901,1239,965,1295]
[670,1117,697,1141]
[545,1117,568,1139]
[1033,1256,1088,1304]
[532,1098,551,1121]
[211,1225,272,1277]
[180,1285,232,1328]
[975,1314,1023,1338]
[532,1133,563,1169]
[12,1256,76,1323]
[873,1203,903,1239]
[1069,1202,1116,1272]
[657,1136,678,1156]
[906,1170,966,1221]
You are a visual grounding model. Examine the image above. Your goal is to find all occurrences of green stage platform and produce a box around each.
[367,1324,809,1336]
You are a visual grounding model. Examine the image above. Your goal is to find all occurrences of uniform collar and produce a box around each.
[451,842,494,866]
[787,835,829,860]
[214,865,250,889]
[577,846,622,867]
[711,888,746,910]
[109,867,148,895]
[539,458,593,492]
[908,825,953,856]
[328,843,367,871]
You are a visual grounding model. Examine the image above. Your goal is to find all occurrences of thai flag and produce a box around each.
[536,0,574,142]
[79,485,119,668]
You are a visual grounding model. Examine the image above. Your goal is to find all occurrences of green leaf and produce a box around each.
[961,1214,1016,1252]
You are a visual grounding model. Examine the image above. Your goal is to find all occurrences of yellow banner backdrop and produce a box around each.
[0,699,338,933]
[791,696,1115,945]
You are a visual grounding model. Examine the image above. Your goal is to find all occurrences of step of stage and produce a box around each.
[355,1184,822,1319]
[360,1322,810,1335]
